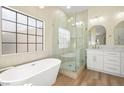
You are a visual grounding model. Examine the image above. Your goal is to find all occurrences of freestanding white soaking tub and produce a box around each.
[0,58,61,86]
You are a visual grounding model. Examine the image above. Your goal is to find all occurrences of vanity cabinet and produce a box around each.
[121,53,124,76]
[87,49,124,77]
[87,55,94,68]
[121,58,124,76]
[103,52,120,74]
[87,50,103,71]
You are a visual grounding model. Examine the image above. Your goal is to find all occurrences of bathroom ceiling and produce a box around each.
[58,6,91,14]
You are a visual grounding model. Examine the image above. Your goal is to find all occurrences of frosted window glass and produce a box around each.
[17,24,27,33]
[28,27,35,35]
[2,44,16,54]
[2,20,16,32]
[28,35,35,43]
[29,44,35,52]
[37,44,42,51]
[28,17,36,26]
[37,36,42,43]
[17,13,27,24]
[58,28,70,49]
[17,44,27,53]
[2,8,16,22]
[17,34,27,43]
[37,20,43,28]
[2,7,44,54]
[37,28,42,35]
[2,32,16,42]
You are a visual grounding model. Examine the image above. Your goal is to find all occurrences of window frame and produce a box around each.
[1,6,45,55]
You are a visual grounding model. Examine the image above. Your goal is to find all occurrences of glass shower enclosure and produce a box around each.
[53,10,88,72]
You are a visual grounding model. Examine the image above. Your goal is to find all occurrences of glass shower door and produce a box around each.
[52,10,88,72]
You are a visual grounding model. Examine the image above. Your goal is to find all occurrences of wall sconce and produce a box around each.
[89,16,104,24]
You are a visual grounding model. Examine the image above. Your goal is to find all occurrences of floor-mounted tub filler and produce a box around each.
[0,58,61,86]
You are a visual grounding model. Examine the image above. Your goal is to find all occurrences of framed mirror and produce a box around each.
[114,21,124,45]
[88,25,106,47]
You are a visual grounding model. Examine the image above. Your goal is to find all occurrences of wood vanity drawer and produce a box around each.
[104,64,120,74]
[104,56,120,65]
[104,52,120,57]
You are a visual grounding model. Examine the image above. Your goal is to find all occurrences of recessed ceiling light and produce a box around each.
[66,6,71,9]
[39,6,45,9]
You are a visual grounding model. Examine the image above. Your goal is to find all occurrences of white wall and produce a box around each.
[0,6,67,68]
[88,6,124,45]
[1,6,124,69]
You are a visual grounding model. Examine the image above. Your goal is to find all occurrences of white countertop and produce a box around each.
[86,48,124,52]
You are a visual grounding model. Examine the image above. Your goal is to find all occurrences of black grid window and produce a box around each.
[1,6,44,54]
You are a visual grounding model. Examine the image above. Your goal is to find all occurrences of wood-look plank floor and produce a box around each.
[54,69,124,86]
